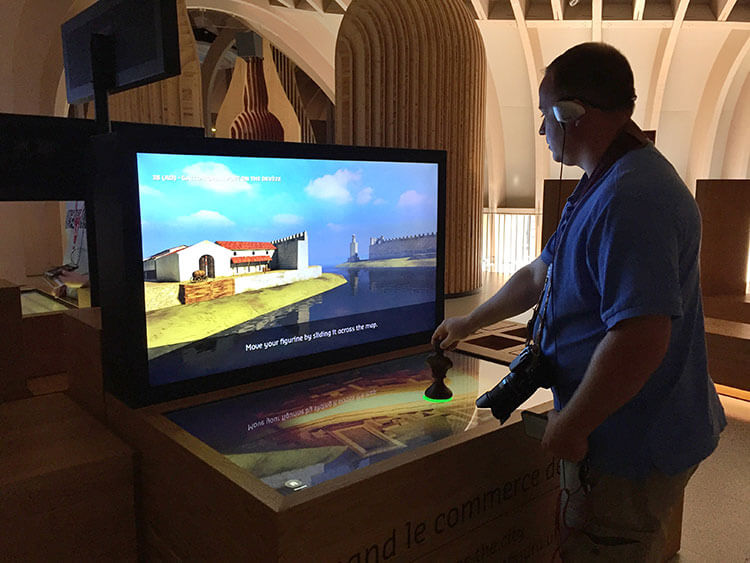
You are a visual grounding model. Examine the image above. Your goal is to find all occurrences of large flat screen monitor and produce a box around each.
[91,133,446,406]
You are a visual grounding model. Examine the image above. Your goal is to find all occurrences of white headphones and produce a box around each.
[552,100,586,123]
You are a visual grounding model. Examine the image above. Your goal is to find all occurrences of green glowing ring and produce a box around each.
[422,394,453,403]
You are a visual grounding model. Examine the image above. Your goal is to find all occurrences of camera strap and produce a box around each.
[525,264,552,349]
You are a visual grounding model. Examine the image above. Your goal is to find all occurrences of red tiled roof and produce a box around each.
[231,256,272,265]
[216,241,276,251]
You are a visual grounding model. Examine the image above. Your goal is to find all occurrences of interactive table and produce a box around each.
[107,346,560,562]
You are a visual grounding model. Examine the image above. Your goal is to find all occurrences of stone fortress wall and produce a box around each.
[368,233,436,260]
[271,231,308,270]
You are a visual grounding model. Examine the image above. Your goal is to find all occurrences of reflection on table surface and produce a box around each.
[166,351,552,494]
[20,288,73,315]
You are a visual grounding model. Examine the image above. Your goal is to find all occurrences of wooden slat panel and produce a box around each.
[335,0,486,295]
[695,179,750,297]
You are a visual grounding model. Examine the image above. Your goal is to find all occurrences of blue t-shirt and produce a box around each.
[539,143,726,479]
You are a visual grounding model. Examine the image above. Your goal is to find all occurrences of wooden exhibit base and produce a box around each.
[704,316,749,395]
[703,294,750,325]
[105,346,563,562]
[0,393,136,560]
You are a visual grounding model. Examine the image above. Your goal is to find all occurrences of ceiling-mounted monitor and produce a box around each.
[61,0,180,104]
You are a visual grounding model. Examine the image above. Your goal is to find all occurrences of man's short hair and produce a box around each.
[545,42,636,113]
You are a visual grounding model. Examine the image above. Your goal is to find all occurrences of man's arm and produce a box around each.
[432,256,548,349]
[541,314,672,461]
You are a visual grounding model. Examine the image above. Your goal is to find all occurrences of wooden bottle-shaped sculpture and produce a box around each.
[230,57,284,141]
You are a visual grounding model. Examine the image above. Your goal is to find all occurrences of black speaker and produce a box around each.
[236,31,263,59]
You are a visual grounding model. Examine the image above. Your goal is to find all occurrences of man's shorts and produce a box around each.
[558,459,697,562]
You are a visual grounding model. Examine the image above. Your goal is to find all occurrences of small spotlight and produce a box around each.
[211,127,217,132]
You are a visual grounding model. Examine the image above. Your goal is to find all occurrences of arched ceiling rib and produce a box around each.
[645,0,691,130]
[721,71,750,177]
[592,0,603,40]
[634,0,647,20]
[687,30,750,187]
[193,0,337,100]
[509,0,547,209]
[471,0,491,19]
[201,25,238,134]
[715,0,740,21]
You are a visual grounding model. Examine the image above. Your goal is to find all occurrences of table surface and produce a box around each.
[166,350,552,495]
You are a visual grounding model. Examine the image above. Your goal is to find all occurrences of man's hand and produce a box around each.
[541,410,589,462]
[431,316,474,351]
[58,270,89,289]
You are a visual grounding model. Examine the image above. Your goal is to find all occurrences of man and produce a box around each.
[432,43,726,561]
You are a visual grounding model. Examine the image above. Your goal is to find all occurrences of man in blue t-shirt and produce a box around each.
[433,43,726,561]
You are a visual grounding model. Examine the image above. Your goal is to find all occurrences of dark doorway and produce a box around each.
[199,254,215,278]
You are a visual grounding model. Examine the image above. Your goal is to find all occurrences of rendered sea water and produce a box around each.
[211,266,435,336]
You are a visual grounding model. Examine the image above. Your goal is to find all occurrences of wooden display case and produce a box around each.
[106,346,561,562]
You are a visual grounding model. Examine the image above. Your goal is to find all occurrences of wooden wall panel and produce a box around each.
[271,46,315,143]
[264,45,302,143]
[229,58,284,141]
[695,179,750,297]
[335,0,486,296]
[216,41,299,142]
[541,178,578,249]
[704,317,749,392]
[20,202,65,277]
[0,280,27,403]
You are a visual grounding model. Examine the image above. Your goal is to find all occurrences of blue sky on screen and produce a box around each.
[137,153,438,266]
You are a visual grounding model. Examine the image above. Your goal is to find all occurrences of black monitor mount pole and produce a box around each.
[91,33,116,134]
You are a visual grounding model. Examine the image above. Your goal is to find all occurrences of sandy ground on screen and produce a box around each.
[145,273,346,350]
[336,257,436,268]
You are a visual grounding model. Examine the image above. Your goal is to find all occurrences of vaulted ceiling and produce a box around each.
[192,0,750,206]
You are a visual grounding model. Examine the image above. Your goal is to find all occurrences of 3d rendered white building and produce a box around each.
[143,240,276,282]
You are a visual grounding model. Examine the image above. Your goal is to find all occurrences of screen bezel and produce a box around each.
[90,132,446,407]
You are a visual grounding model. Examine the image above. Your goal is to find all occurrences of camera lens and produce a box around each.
[476,370,542,423]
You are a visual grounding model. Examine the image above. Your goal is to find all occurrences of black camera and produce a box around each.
[475,344,553,423]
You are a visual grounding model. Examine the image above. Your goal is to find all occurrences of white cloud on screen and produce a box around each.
[397,190,427,208]
[305,169,360,204]
[182,162,255,194]
[139,185,163,197]
[327,223,345,232]
[274,214,303,225]
[356,187,373,204]
[373,198,387,205]
[177,210,235,226]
